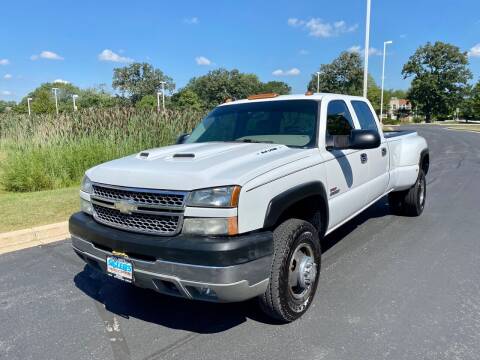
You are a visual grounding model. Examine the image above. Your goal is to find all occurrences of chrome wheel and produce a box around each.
[419,175,426,207]
[288,243,317,300]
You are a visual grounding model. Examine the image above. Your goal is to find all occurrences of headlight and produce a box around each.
[186,186,241,208]
[81,175,93,194]
[182,217,238,236]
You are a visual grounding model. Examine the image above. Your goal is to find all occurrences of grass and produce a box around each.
[445,125,480,132]
[0,108,203,192]
[0,186,79,232]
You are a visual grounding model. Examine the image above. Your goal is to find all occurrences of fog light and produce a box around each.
[199,287,217,298]
[80,198,93,215]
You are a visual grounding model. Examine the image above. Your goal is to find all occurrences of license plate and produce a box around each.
[107,256,133,282]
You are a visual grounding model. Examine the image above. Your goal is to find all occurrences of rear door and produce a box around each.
[322,99,369,230]
[350,100,389,203]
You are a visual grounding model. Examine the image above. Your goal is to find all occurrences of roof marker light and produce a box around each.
[247,93,279,100]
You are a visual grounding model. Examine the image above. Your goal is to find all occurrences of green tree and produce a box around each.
[16,82,82,114]
[307,51,364,95]
[77,85,116,109]
[260,81,291,95]
[0,100,16,113]
[183,68,264,109]
[171,89,204,112]
[402,41,472,122]
[136,94,157,109]
[112,62,175,103]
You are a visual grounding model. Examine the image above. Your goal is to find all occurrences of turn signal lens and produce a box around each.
[247,93,279,100]
[227,216,238,235]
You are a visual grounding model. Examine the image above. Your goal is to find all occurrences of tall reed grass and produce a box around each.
[0,108,203,192]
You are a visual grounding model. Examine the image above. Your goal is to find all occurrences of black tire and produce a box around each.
[258,219,321,323]
[388,170,426,217]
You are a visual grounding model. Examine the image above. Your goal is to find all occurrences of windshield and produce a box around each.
[185,100,319,148]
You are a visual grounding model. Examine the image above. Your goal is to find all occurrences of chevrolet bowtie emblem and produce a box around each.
[114,200,137,214]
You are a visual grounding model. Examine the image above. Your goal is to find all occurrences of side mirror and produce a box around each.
[176,133,190,144]
[349,129,381,149]
[328,129,380,150]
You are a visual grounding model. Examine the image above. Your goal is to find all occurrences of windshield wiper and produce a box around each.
[234,139,274,144]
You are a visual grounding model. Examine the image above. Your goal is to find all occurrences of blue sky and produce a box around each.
[1,0,480,102]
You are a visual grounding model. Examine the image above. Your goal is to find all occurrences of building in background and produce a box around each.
[388,97,413,120]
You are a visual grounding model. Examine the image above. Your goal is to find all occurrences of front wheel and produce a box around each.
[258,219,321,323]
[389,170,426,216]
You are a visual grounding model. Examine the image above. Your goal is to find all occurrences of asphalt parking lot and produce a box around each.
[1,125,479,360]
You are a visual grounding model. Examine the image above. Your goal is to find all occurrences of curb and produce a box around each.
[0,222,69,255]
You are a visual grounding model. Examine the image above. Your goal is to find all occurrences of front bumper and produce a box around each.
[70,212,273,302]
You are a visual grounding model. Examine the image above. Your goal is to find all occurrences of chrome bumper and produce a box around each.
[72,235,271,303]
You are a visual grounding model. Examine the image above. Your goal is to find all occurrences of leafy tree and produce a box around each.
[402,41,472,122]
[471,81,480,119]
[112,62,175,103]
[307,52,383,113]
[260,81,291,95]
[183,68,265,109]
[77,85,116,109]
[171,89,204,112]
[0,100,16,113]
[136,94,157,109]
[307,51,364,95]
[16,82,82,114]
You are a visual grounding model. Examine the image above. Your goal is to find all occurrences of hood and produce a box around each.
[86,142,313,190]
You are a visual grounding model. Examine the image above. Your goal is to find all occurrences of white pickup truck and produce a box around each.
[70,93,429,322]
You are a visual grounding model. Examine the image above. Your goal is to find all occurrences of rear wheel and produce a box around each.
[258,219,321,323]
[389,170,426,216]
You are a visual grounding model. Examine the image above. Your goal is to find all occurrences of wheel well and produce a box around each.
[420,151,429,174]
[274,195,327,236]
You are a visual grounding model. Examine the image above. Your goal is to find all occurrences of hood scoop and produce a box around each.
[173,153,195,159]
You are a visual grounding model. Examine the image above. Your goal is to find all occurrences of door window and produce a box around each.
[351,101,378,132]
[326,100,355,136]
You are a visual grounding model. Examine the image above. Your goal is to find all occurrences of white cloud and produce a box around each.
[288,17,357,38]
[31,50,64,61]
[272,68,301,76]
[348,45,382,56]
[98,49,133,63]
[53,78,69,84]
[195,56,212,66]
[0,59,9,65]
[1,90,12,96]
[468,44,480,58]
[3,74,12,79]
[184,17,199,25]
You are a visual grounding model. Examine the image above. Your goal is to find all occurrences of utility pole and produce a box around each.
[160,81,166,112]
[316,72,320,93]
[363,0,372,98]
[52,88,59,115]
[72,94,78,111]
[380,40,393,122]
[27,97,32,116]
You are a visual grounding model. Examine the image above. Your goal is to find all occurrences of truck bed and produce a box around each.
[384,130,417,139]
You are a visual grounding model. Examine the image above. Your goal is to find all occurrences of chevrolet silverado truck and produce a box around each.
[70,93,429,322]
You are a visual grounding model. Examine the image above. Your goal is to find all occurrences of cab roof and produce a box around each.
[218,93,368,107]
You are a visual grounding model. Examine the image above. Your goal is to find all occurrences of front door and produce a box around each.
[322,99,369,230]
[350,100,389,204]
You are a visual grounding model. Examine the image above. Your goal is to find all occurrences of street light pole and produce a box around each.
[160,81,166,112]
[72,94,79,112]
[316,72,320,93]
[380,40,393,122]
[27,97,32,116]
[52,88,59,115]
[363,0,372,98]
[157,92,161,113]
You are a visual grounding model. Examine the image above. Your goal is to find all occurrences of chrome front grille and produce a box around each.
[93,205,180,235]
[92,184,185,208]
[91,184,187,236]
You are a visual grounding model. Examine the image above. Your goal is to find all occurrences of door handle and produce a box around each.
[381,147,387,157]
[360,153,368,164]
